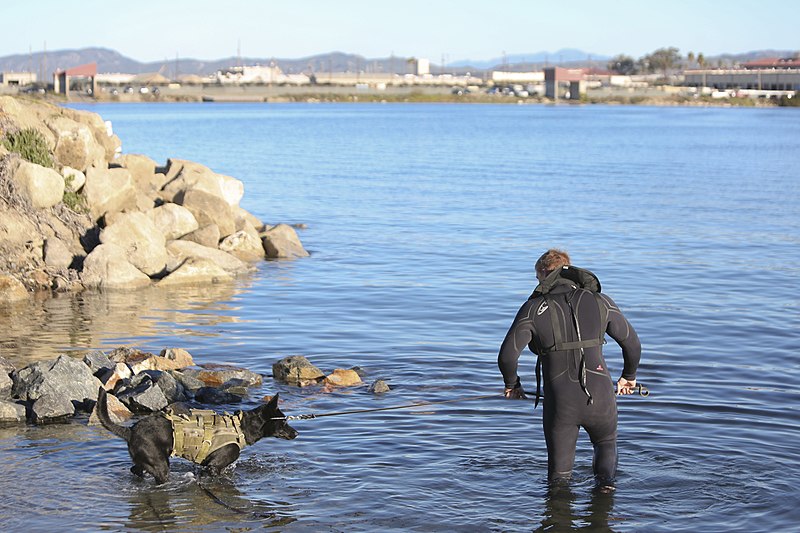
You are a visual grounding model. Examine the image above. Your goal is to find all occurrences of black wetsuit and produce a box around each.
[497,266,641,483]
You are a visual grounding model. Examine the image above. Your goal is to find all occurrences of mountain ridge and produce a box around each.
[1,47,795,78]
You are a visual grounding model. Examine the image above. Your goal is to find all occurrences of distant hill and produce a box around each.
[1,47,797,79]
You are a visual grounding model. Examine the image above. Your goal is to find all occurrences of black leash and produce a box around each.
[197,477,277,519]
[272,386,650,421]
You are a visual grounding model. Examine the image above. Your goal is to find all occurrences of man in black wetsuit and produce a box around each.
[498,249,641,487]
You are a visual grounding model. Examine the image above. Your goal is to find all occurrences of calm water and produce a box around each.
[1,102,799,532]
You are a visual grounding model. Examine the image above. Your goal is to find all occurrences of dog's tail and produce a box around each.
[96,387,131,442]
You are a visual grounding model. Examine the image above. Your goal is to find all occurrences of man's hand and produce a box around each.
[504,387,527,399]
[617,377,637,395]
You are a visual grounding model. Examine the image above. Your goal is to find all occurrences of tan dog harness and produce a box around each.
[166,409,247,464]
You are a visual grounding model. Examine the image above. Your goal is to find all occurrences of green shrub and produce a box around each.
[62,174,87,212]
[1,128,54,168]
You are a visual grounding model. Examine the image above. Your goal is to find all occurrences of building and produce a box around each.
[215,65,284,84]
[683,55,800,94]
[0,71,37,86]
[684,68,800,92]
[741,57,800,70]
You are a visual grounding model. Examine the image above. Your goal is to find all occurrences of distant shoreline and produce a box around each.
[9,85,793,109]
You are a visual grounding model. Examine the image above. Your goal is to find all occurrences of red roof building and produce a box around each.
[742,57,800,70]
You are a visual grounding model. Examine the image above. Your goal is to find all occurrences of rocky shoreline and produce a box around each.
[0,349,390,426]
[0,95,309,301]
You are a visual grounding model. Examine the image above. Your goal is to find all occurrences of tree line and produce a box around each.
[607,47,710,76]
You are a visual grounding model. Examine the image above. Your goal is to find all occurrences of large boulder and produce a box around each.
[0,274,29,303]
[9,159,65,209]
[60,107,122,161]
[100,211,168,276]
[11,354,104,418]
[161,159,244,207]
[262,224,310,259]
[45,115,106,172]
[148,203,199,240]
[0,400,26,424]
[116,374,168,413]
[272,356,325,386]
[166,239,250,275]
[114,154,164,195]
[159,257,234,286]
[175,189,235,238]
[82,167,138,221]
[180,223,220,248]
[43,237,74,269]
[0,370,12,399]
[219,230,265,261]
[80,243,152,290]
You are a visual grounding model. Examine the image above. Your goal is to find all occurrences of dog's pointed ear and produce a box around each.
[266,393,279,407]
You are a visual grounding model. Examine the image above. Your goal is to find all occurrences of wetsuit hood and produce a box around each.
[530,265,602,298]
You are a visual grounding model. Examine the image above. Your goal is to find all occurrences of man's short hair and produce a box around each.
[535,249,571,277]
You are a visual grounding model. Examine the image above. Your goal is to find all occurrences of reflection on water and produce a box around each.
[0,277,255,367]
[534,482,617,532]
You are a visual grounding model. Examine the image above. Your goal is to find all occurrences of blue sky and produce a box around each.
[2,0,797,62]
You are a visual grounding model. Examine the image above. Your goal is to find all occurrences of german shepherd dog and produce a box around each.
[96,387,298,483]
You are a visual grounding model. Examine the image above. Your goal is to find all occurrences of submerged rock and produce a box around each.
[181,363,263,389]
[272,355,325,386]
[368,380,391,394]
[324,369,363,387]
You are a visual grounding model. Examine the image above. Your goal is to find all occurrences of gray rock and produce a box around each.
[11,354,103,411]
[0,356,15,375]
[169,370,205,394]
[368,380,391,394]
[143,370,187,403]
[82,350,114,375]
[0,399,26,424]
[272,355,325,385]
[194,387,242,405]
[116,375,168,413]
[31,393,75,422]
[0,372,13,400]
